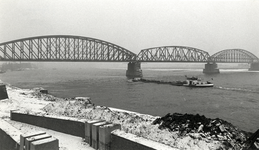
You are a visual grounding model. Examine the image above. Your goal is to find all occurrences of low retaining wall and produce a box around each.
[111,134,154,150]
[10,110,177,150]
[0,119,21,150]
[11,111,86,137]
[110,130,177,150]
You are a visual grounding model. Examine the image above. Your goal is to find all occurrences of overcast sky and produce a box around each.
[0,0,258,56]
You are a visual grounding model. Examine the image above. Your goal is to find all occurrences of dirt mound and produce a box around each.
[153,113,258,149]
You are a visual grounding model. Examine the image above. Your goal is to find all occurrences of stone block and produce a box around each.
[0,119,22,150]
[25,134,51,150]
[20,131,46,150]
[0,84,8,100]
[30,137,59,150]
[99,124,121,150]
[92,121,109,149]
[85,120,104,145]
[39,89,48,94]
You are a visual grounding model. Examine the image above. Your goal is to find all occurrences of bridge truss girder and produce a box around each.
[0,35,137,62]
[137,46,210,62]
[210,49,259,63]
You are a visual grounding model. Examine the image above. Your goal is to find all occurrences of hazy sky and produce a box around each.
[0,0,258,56]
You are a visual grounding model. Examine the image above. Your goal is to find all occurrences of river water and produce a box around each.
[0,62,258,133]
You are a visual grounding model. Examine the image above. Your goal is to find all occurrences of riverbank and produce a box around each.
[0,83,258,149]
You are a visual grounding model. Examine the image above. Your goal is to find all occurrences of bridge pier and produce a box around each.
[249,62,259,71]
[203,62,220,74]
[126,62,143,78]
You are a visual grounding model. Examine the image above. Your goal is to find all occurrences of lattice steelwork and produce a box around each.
[210,49,259,63]
[0,35,137,62]
[137,46,210,62]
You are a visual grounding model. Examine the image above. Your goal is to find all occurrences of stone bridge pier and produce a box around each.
[203,62,220,74]
[249,62,259,71]
[126,62,143,78]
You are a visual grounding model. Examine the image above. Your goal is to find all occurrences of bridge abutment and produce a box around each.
[249,62,259,71]
[203,62,220,74]
[126,62,143,78]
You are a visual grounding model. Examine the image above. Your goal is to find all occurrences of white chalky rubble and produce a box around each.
[0,85,52,118]
[0,83,94,150]
[0,82,228,150]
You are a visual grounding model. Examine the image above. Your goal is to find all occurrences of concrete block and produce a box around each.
[99,124,121,150]
[20,131,46,150]
[85,120,103,145]
[30,137,59,150]
[0,119,22,150]
[25,134,51,150]
[92,121,109,149]
[0,84,8,100]
[39,89,48,94]
[10,109,19,120]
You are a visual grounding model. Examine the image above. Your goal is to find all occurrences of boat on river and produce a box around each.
[183,76,214,87]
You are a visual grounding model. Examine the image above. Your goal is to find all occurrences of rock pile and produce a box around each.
[152,113,259,149]
[29,90,57,101]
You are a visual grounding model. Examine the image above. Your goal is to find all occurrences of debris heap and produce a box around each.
[153,113,259,149]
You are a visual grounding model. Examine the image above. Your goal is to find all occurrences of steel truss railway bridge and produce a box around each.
[0,35,259,77]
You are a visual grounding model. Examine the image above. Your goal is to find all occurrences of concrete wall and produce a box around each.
[110,134,156,150]
[10,111,177,150]
[0,120,21,150]
[0,128,20,150]
[11,111,85,137]
[0,118,59,150]
[0,84,8,100]
[110,130,177,150]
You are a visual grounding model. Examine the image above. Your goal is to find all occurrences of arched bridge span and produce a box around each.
[1,36,258,65]
[0,35,137,62]
[137,46,210,62]
[210,49,259,63]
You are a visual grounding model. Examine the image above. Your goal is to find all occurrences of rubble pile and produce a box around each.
[43,97,94,116]
[25,88,56,101]
[153,113,259,149]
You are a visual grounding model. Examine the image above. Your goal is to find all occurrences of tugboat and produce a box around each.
[183,76,214,87]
